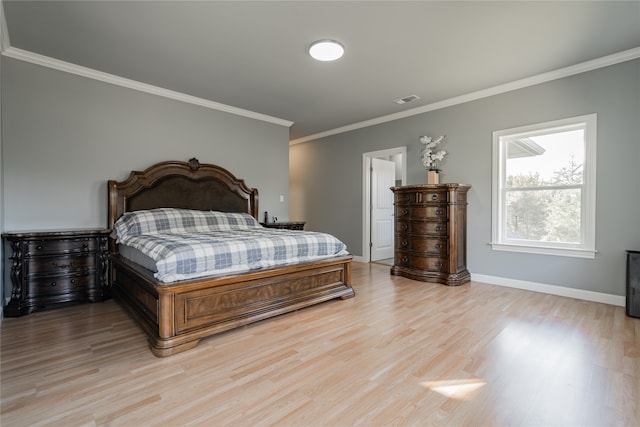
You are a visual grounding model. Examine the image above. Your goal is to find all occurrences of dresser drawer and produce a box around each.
[395,252,448,272]
[26,238,97,256]
[25,274,94,298]
[394,192,415,204]
[25,254,96,276]
[395,206,448,220]
[396,221,447,235]
[417,191,447,203]
[396,236,448,254]
[394,191,447,205]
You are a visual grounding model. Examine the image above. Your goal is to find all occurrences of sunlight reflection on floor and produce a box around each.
[420,378,487,400]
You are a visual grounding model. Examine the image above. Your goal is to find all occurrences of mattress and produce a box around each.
[117,228,349,283]
[112,208,349,283]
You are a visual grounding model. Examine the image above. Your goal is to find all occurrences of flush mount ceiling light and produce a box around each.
[309,40,344,61]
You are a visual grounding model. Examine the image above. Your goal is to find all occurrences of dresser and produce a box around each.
[391,184,470,286]
[2,229,110,316]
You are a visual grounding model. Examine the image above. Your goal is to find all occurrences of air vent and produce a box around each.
[393,95,420,105]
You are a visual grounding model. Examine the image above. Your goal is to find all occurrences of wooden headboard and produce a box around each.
[107,158,259,229]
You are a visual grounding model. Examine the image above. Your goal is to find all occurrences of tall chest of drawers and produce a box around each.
[391,184,471,286]
[2,229,110,316]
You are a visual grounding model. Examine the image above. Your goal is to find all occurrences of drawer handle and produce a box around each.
[404,195,411,202]
[435,243,442,249]
[435,225,443,232]
[36,245,43,251]
[401,209,409,216]
[401,223,408,231]
[435,208,443,216]
[71,279,76,284]
[435,261,443,268]
[431,194,438,201]
[401,256,409,264]
[401,239,408,247]
[52,262,72,269]
[50,281,57,287]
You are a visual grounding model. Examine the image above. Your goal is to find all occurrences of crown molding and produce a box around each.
[1,46,294,128]
[2,33,637,141]
[290,46,640,145]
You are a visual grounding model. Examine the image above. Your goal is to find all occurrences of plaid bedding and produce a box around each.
[113,209,348,283]
[113,208,261,238]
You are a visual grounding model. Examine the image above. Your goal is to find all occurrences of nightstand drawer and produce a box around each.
[26,254,96,276]
[26,238,97,256]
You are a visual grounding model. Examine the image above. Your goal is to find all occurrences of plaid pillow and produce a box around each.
[113,208,260,241]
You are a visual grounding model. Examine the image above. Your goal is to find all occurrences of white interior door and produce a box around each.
[371,158,396,261]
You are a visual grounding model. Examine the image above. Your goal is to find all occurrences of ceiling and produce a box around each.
[2,1,640,143]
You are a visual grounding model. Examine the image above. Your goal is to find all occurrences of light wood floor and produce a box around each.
[2,262,639,426]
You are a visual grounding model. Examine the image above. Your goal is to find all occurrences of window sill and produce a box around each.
[490,242,596,259]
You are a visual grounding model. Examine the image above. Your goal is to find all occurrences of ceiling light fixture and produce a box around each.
[309,40,344,61]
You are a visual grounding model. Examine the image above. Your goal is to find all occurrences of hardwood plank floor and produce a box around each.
[2,262,639,426]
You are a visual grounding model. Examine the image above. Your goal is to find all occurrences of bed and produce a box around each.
[108,158,354,357]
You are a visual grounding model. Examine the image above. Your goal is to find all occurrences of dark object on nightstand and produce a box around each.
[627,250,640,318]
[2,229,110,317]
[391,184,471,286]
[261,222,306,231]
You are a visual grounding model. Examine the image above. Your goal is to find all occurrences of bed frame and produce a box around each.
[108,158,354,357]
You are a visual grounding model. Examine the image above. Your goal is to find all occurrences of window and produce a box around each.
[491,114,597,258]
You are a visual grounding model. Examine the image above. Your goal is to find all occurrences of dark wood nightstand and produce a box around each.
[261,222,306,230]
[2,229,110,317]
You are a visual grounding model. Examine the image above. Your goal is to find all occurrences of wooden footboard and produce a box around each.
[111,255,354,357]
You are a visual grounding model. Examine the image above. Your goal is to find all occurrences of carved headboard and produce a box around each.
[108,158,259,230]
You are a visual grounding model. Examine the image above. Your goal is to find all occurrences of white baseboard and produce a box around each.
[471,273,625,307]
[340,260,625,307]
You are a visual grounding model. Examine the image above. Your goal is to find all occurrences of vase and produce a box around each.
[427,170,440,184]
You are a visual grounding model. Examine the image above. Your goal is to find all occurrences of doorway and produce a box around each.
[362,147,407,264]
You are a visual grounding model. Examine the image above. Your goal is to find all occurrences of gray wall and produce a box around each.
[290,59,640,296]
[1,57,291,297]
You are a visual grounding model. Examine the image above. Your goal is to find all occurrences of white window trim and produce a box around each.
[491,114,597,259]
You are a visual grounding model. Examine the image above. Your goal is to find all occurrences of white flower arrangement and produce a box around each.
[419,135,447,171]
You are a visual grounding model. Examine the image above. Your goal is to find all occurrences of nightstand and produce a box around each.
[2,229,110,317]
[261,222,306,230]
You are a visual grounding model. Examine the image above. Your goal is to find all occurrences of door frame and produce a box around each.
[362,147,407,262]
